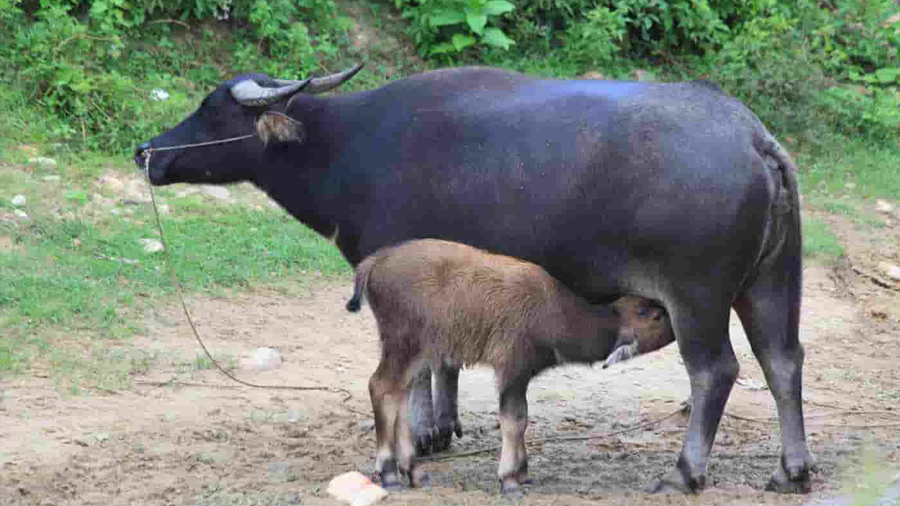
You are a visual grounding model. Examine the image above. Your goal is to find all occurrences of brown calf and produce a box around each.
[346,239,672,493]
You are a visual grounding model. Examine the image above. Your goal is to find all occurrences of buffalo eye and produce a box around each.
[637,306,650,317]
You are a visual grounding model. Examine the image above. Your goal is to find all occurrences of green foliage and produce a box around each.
[0,0,351,155]
[393,0,515,56]
[560,5,627,69]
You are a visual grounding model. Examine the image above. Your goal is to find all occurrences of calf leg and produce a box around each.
[496,376,530,494]
[653,299,738,493]
[369,361,404,488]
[432,364,463,452]
[734,269,815,493]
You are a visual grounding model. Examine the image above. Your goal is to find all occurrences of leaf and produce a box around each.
[875,67,900,84]
[429,9,465,27]
[429,42,457,55]
[466,12,487,35]
[483,0,515,16]
[481,27,514,49]
[452,33,476,51]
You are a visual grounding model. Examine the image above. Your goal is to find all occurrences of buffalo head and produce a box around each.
[135,64,363,186]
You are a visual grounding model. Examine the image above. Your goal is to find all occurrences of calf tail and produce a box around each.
[346,254,378,312]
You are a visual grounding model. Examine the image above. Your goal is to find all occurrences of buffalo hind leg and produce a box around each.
[433,364,463,452]
[734,270,815,493]
[653,300,738,494]
[496,376,530,495]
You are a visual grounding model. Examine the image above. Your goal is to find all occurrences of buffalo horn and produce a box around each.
[302,63,364,95]
[230,79,311,106]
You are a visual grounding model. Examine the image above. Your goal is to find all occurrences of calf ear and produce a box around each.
[256,111,306,145]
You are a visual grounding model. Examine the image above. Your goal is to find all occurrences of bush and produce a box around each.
[0,0,351,155]
[393,0,516,57]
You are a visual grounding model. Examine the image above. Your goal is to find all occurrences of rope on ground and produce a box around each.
[421,407,686,462]
[141,153,360,416]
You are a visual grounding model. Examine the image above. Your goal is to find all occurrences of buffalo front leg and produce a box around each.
[653,301,738,494]
[407,367,437,455]
[432,364,463,452]
[735,266,815,493]
[496,377,530,494]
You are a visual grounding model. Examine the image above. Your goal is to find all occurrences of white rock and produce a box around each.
[878,262,900,282]
[10,195,26,207]
[140,238,164,253]
[42,175,61,182]
[151,89,170,101]
[13,209,29,220]
[158,204,170,215]
[242,347,281,370]
[876,199,894,213]
[736,378,768,391]
[327,471,388,506]
[28,157,57,167]
[202,186,230,200]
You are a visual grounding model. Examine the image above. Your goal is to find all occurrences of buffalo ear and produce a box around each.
[256,111,306,145]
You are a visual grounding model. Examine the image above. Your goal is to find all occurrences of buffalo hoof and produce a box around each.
[765,455,816,494]
[413,427,437,456]
[650,470,704,494]
[432,418,463,453]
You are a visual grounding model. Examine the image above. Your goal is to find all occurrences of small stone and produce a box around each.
[13,209,29,220]
[327,472,388,506]
[11,195,26,207]
[878,262,900,282]
[736,378,768,391]
[151,89,170,101]
[72,239,81,247]
[94,433,109,443]
[42,175,61,182]
[844,182,856,189]
[202,186,230,200]
[359,420,374,432]
[158,204,170,215]
[28,157,57,167]
[631,69,655,82]
[242,347,281,370]
[140,238,164,253]
[876,200,894,213]
[580,71,606,80]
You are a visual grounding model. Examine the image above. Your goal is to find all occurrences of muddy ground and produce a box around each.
[2,208,900,506]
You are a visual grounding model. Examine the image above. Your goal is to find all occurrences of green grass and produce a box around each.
[802,215,845,260]
[0,157,348,382]
[798,137,900,202]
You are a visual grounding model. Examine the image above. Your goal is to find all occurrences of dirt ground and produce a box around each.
[2,208,900,506]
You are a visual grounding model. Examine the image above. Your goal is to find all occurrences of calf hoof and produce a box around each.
[433,419,463,453]
[377,460,403,490]
[765,455,815,494]
[500,479,526,497]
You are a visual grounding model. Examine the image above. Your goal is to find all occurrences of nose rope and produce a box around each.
[141,133,257,155]
[139,151,363,412]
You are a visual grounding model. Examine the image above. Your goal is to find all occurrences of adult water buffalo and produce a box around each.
[135,65,814,494]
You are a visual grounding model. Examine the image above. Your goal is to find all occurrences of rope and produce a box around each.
[421,407,686,462]
[140,149,362,415]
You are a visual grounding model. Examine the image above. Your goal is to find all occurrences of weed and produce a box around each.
[803,215,845,260]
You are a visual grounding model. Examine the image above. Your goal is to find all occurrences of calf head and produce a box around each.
[604,296,673,368]
[134,64,363,186]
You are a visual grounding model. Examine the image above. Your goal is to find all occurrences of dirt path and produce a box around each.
[2,255,899,505]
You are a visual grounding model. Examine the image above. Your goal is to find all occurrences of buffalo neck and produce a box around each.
[251,94,369,265]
